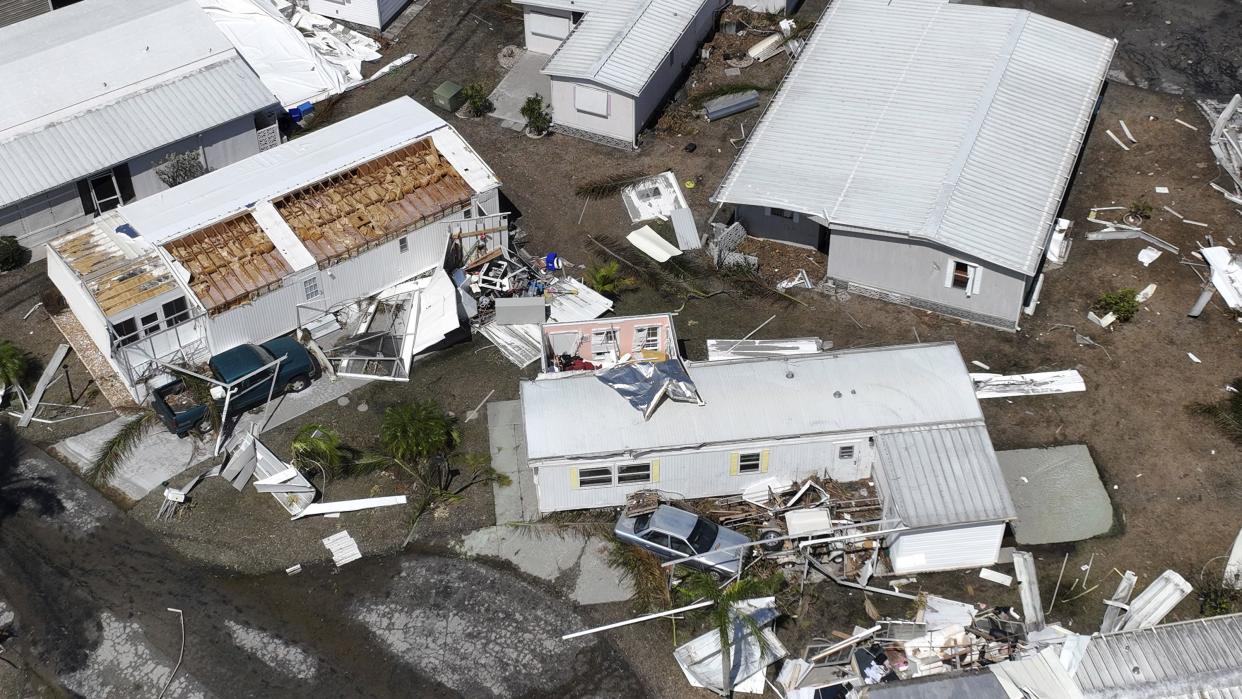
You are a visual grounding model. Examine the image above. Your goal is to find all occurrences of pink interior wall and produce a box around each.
[543,315,674,359]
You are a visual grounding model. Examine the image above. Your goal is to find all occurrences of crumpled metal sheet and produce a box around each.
[595,359,703,420]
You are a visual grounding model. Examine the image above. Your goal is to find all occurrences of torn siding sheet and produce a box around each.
[1116,570,1192,631]
[674,598,786,695]
[1203,94,1242,196]
[621,172,688,223]
[706,337,825,361]
[479,277,613,368]
[627,225,682,262]
[596,359,704,420]
[294,495,407,520]
[971,370,1085,398]
[1202,246,1242,311]
[322,530,362,566]
[223,432,317,514]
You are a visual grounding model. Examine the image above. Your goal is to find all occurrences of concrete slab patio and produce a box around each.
[458,526,633,606]
[488,49,550,131]
[997,445,1115,545]
[488,400,539,523]
[54,376,370,500]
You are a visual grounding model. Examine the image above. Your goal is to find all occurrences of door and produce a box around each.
[832,440,864,478]
[89,172,122,213]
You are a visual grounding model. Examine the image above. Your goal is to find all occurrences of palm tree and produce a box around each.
[380,400,461,475]
[0,341,29,402]
[675,571,777,697]
[291,424,361,492]
[583,260,638,297]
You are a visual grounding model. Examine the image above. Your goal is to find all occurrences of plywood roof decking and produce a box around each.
[50,226,179,318]
[162,214,292,313]
[275,140,472,264]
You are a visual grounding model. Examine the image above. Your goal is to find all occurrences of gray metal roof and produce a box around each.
[521,341,983,462]
[1075,613,1242,698]
[0,0,276,207]
[712,0,1115,275]
[865,671,1008,699]
[873,422,1015,528]
[542,0,713,96]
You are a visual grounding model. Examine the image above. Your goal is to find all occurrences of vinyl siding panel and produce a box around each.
[549,78,636,142]
[0,0,49,29]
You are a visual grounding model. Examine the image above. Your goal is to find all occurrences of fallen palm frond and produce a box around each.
[717,262,808,307]
[689,83,770,110]
[87,409,159,486]
[587,233,714,300]
[1189,378,1242,444]
[608,538,674,613]
[575,171,652,200]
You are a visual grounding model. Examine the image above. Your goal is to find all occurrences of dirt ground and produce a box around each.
[8,0,1242,695]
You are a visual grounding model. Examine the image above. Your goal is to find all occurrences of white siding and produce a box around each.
[376,0,410,26]
[46,247,111,358]
[308,0,381,28]
[632,1,718,131]
[887,522,1005,574]
[534,433,876,513]
[205,284,302,354]
[549,78,637,142]
[525,7,573,55]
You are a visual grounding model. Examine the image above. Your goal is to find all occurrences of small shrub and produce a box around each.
[40,287,66,315]
[583,260,638,297]
[520,94,551,135]
[1093,288,1139,322]
[1128,198,1154,220]
[1199,579,1242,616]
[0,236,27,271]
[461,83,494,117]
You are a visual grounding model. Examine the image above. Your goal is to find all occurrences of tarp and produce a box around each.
[198,0,385,108]
[595,359,703,420]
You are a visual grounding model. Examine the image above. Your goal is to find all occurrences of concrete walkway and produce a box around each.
[54,376,369,500]
[488,50,551,131]
[458,526,633,606]
[488,400,540,523]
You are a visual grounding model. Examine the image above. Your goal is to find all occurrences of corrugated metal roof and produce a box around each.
[865,670,1007,699]
[542,0,712,96]
[521,341,983,462]
[1075,614,1242,698]
[0,56,276,208]
[873,422,1015,527]
[712,0,1115,275]
[118,97,500,246]
[990,648,1084,698]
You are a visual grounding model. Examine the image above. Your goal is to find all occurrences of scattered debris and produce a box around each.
[706,337,826,362]
[1188,352,1202,363]
[1012,551,1044,631]
[1184,219,1210,227]
[293,495,408,520]
[1174,118,1199,131]
[1105,129,1130,150]
[979,568,1013,586]
[1088,311,1116,328]
[776,269,813,290]
[1154,186,1168,194]
[322,530,362,567]
[747,34,785,62]
[1136,283,1157,302]
[627,225,683,262]
[971,370,1086,399]
[285,564,302,576]
[1115,570,1192,631]
[1119,120,1137,142]
[671,207,702,251]
[620,172,688,223]
[674,597,786,694]
[16,344,70,428]
[1138,246,1162,266]
[1101,570,1137,633]
[1201,247,1242,311]
[971,360,991,370]
[703,90,760,121]
[1163,205,1184,218]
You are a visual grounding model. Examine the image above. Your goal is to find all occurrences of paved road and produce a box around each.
[0,435,642,697]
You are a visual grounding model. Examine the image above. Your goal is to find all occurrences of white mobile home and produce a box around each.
[516,0,726,148]
[712,0,1115,330]
[519,341,1017,574]
[47,97,504,402]
[308,0,411,30]
[0,0,281,258]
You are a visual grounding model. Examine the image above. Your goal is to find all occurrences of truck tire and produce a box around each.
[286,374,311,393]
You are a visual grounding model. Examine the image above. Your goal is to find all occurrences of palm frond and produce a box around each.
[87,410,159,486]
[0,341,30,389]
[608,540,673,612]
[574,171,651,199]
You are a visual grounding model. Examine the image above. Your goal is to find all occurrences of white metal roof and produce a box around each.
[873,423,1015,527]
[541,0,712,96]
[1075,614,1242,698]
[118,97,501,246]
[0,0,276,207]
[521,341,983,462]
[712,0,1115,275]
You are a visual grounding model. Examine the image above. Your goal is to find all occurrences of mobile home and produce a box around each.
[518,341,1017,574]
[47,97,504,403]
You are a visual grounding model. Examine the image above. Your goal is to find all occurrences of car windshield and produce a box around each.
[633,514,652,534]
[687,518,718,553]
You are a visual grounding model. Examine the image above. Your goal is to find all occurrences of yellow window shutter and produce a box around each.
[760,450,770,473]
[650,460,660,483]
[569,467,580,489]
[729,452,740,476]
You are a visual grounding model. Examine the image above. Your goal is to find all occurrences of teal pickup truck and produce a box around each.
[152,337,318,437]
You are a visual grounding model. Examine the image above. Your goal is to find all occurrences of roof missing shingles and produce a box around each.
[274,139,472,265]
[162,213,292,314]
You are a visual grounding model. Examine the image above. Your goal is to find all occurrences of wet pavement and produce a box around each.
[0,437,641,697]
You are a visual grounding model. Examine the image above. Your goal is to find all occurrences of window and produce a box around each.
[591,328,618,361]
[617,463,651,484]
[669,537,693,556]
[162,297,190,327]
[398,236,409,253]
[574,85,610,117]
[89,172,122,213]
[946,259,983,295]
[112,318,138,347]
[768,207,797,220]
[577,466,612,488]
[687,518,718,552]
[738,452,762,474]
[633,326,660,352]
[642,531,670,548]
[140,313,160,337]
[303,276,322,301]
[838,445,856,460]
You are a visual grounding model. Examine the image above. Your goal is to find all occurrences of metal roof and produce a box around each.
[1074,614,1242,698]
[0,0,276,208]
[865,670,1008,699]
[0,56,276,209]
[712,0,1115,275]
[873,422,1015,528]
[542,0,713,96]
[521,341,983,462]
[118,97,500,246]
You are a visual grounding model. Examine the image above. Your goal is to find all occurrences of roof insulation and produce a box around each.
[712,0,1116,275]
[49,222,180,318]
